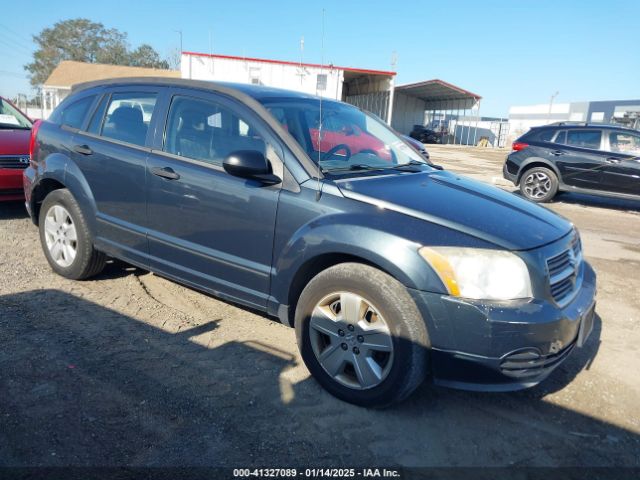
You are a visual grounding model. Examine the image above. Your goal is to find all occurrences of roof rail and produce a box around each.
[547,121,589,126]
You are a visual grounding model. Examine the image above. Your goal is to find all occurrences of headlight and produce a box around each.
[419,247,532,301]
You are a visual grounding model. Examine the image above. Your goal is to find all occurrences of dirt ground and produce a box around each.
[0,145,639,469]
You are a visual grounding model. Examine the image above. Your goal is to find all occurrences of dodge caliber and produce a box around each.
[23,78,597,407]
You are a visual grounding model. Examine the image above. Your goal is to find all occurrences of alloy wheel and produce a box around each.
[43,205,78,268]
[523,171,551,199]
[309,292,394,390]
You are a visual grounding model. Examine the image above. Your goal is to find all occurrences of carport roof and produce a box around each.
[395,79,481,110]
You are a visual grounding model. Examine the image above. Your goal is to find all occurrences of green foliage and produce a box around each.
[24,18,169,86]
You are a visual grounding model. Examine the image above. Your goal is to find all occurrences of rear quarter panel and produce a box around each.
[29,122,98,232]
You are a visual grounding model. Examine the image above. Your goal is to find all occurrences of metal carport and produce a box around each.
[390,79,482,144]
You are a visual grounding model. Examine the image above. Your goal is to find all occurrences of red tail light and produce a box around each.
[29,119,42,166]
[512,141,529,152]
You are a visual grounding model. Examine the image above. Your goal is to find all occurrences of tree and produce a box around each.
[25,18,169,86]
[128,44,169,69]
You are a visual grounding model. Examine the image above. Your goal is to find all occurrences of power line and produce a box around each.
[0,34,33,55]
[0,22,35,45]
[0,69,28,78]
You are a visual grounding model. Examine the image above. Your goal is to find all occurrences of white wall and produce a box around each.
[508,102,571,141]
[182,54,344,100]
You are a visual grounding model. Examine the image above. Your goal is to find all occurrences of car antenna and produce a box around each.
[315,8,325,201]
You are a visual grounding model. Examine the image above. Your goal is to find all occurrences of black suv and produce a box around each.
[504,123,640,202]
[409,125,441,144]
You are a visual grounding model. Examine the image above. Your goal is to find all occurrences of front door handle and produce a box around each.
[605,157,621,164]
[151,166,180,180]
[550,150,565,156]
[73,144,93,155]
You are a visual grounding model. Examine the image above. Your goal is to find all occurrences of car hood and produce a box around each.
[0,129,30,155]
[336,170,572,250]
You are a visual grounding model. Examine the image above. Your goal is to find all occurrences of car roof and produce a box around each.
[532,123,637,132]
[72,76,337,104]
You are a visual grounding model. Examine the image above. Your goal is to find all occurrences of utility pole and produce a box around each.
[299,36,304,85]
[174,30,183,69]
[547,91,559,124]
[209,29,214,73]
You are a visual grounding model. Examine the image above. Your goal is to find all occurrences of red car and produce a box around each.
[310,124,392,161]
[0,97,33,201]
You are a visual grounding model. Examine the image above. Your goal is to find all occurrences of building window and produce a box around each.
[316,74,327,91]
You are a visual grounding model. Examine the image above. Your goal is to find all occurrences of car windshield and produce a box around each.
[259,98,428,174]
[0,98,32,130]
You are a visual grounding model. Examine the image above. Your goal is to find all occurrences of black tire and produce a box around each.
[38,189,106,280]
[295,263,430,408]
[519,166,559,203]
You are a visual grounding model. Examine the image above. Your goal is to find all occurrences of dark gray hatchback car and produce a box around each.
[24,78,597,407]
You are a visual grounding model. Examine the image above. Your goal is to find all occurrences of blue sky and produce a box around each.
[0,0,638,116]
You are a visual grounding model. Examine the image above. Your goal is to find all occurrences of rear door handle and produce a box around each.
[73,144,93,155]
[550,150,565,156]
[151,166,180,180]
[605,157,621,164]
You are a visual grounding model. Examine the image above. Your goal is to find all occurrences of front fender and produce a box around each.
[270,207,472,311]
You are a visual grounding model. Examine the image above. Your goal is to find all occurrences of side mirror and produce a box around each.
[223,150,281,185]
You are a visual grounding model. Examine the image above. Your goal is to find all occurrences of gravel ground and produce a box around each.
[0,146,639,468]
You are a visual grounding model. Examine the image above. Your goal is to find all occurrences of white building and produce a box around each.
[508,99,640,142]
[181,51,396,123]
[181,52,483,139]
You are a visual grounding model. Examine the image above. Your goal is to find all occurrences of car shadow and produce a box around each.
[0,200,28,220]
[555,191,640,212]
[509,188,640,212]
[0,290,637,468]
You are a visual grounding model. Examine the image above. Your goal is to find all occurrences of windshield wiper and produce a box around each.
[322,164,387,174]
[392,160,445,171]
[386,160,428,172]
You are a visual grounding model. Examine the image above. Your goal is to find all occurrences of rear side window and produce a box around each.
[538,130,555,142]
[60,96,95,129]
[100,92,158,147]
[554,131,567,144]
[164,95,266,166]
[566,130,601,150]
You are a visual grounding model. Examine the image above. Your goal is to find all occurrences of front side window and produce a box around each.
[60,96,95,129]
[566,130,601,150]
[100,93,157,147]
[261,98,425,174]
[164,95,266,165]
[609,131,640,155]
[0,97,32,129]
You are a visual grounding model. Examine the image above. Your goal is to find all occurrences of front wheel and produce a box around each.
[520,166,559,203]
[39,189,106,280]
[295,263,430,408]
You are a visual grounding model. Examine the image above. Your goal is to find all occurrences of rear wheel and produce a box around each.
[520,166,559,202]
[39,189,106,280]
[295,263,429,407]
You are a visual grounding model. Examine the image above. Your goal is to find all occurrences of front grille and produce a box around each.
[0,155,30,170]
[500,342,576,378]
[546,234,582,305]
